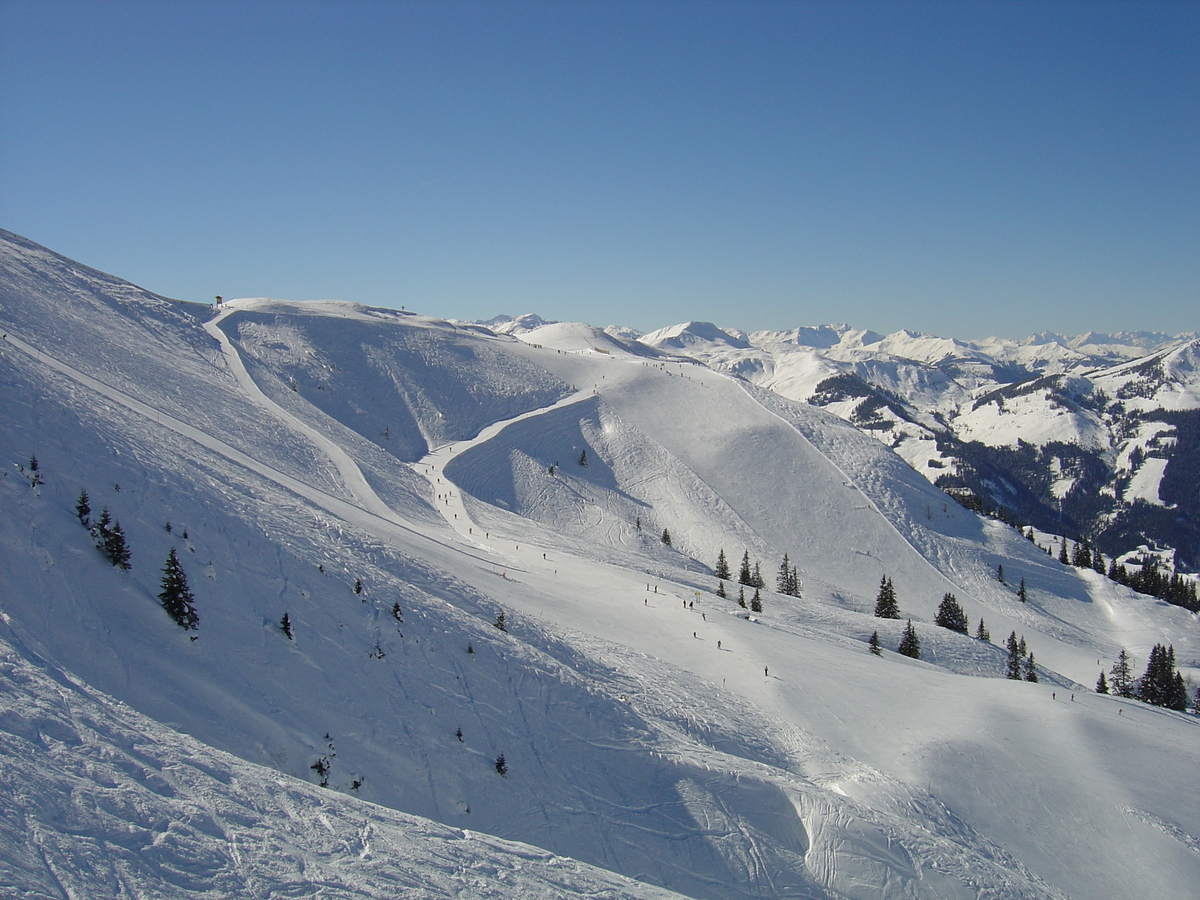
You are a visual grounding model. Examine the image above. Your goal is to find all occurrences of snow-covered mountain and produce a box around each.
[3,231,1199,900]
[629,318,1200,574]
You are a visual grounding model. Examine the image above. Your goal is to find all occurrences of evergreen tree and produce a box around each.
[1170,673,1188,712]
[1096,670,1108,694]
[934,593,968,633]
[776,554,791,593]
[897,620,921,659]
[310,757,330,787]
[105,522,131,570]
[739,551,753,586]
[578,449,588,467]
[92,508,131,569]
[88,508,130,571]
[1137,644,1168,706]
[751,562,764,589]
[1137,644,1188,710]
[788,565,800,597]
[873,577,900,619]
[738,585,746,608]
[495,753,507,776]
[750,587,762,613]
[1024,652,1038,683]
[74,489,91,526]
[1092,549,1106,575]
[280,612,293,639]
[975,618,990,642]
[715,549,731,581]
[716,580,727,599]
[996,563,1005,584]
[27,455,43,487]
[158,548,198,631]
[661,528,672,546]
[1005,632,1024,680]
[353,578,362,595]
[868,630,881,656]
[1059,539,1071,565]
[493,610,506,632]
[1017,578,1027,603]
[1110,649,1134,698]
[92,506,112,538]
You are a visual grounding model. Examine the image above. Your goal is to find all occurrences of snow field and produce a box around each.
[2,231,1199,899]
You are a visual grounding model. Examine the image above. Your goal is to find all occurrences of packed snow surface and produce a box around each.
[1,230,1198,899]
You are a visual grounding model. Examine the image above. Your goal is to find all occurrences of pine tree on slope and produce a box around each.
[158,548,198,631]
[1110,649,1135,698]
[897,620,920,659]
[1005,632,1024,680]
[739,552,753,586]
[1137,644,1188,711]
[776,554,791,593]
[105,522,131,570]
[715,549,731,581]
[874,577,900,619]
[934,593,968,633]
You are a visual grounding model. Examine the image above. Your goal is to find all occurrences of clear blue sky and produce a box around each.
[2,0,1196,339]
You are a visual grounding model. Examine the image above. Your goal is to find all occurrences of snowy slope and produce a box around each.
[2,229,1199,900]
[639,318,1200,571]
[0,623,691,900]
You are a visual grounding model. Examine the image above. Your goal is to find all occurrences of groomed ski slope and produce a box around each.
[1,229,1198,900]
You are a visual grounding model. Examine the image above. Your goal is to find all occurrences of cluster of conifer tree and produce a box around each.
[1005,632,1037,682]
[865,579,923,659]
[933,593,967,633]
[1045,532,1198,612]
[713,549,800,613]
[75,489,130,570]
[866,621,921,659]
[75,487,201,631]
[1097,644,1191,711]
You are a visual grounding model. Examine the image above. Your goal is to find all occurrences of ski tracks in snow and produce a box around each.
[210,307,606,579]
[204,311,398,523]
[412,389,595,557]
[1,324,441,555]
[6,314,595,589]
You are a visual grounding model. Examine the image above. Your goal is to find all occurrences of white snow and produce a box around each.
[1125,457,1170,507]
[2,228,1199,900]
